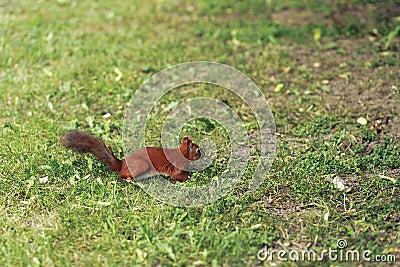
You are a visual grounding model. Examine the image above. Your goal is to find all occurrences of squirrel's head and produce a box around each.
[180,137,202,161]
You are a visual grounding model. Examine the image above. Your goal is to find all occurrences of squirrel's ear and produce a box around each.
[182,136,189,145]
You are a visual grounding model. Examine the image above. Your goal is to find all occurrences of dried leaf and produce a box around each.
[378,174,398,183]
[332,176,345,191]
[274,83,284,93]
[39,176,49,183]
[357,117,367,125]
[98,201,111,206]
[313,28,321,41]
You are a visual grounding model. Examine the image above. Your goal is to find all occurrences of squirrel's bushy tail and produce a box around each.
[60,131,122,172]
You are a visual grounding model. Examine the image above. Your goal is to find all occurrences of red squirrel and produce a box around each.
[60,131,202,182]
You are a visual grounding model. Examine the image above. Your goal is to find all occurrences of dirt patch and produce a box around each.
[322,40,399,138]
[270,37,399,139]
[272,2,400,31]
[272,7,327,27]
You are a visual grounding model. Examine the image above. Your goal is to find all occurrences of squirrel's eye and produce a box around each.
[196,148,200,154]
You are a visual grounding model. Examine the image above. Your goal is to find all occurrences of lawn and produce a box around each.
[0,0,399,266]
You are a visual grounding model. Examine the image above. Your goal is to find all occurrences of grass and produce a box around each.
[1,0,399,266]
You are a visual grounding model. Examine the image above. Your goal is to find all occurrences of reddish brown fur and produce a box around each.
[60,132,202,182]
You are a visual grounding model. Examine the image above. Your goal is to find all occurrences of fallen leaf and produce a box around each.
[250,223,263,230]
[114,67,123,81]
[332,176,346,191]
[96,177,104,185]
[378,174,397,183]
[323,211,330,222]
[322,80,330,85]
[313,28,321,41]
[39,176,49,183]
[102,113,111,118]
[357,117,367,125]
[274,83,284,92]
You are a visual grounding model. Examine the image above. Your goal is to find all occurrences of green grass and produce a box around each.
[1,0,399,266]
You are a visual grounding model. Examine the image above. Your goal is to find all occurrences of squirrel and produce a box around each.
[60,131,202,182]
